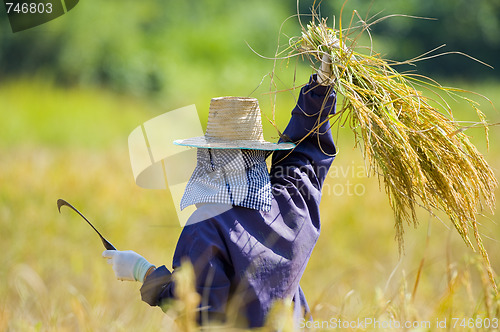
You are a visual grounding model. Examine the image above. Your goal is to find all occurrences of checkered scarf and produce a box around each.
[180,149,272,211]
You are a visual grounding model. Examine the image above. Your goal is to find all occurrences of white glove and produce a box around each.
[317,39,340,86]
[317,53,333,86]
[102,250,154,282]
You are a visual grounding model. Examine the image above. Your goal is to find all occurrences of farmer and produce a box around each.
[103,57,337,327]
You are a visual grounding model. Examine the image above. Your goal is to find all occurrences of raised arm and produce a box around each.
[271,74,337,192]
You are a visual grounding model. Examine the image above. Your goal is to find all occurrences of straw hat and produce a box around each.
[174,96,295,150]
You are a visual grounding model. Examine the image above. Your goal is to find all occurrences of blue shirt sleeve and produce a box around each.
[271,74,336,196]
[140,220,232,321]
[140,266,173,306]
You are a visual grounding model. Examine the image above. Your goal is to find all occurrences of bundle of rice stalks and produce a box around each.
[284,10,498,290]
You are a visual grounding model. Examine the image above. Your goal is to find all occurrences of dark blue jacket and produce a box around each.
[140,75,336,327]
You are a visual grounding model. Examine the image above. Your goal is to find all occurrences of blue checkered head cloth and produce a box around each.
[180,149,272,211]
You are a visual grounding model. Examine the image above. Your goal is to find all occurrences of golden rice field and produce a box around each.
[1,78,500,331]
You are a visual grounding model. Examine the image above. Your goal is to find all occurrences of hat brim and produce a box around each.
[174,136,295,151]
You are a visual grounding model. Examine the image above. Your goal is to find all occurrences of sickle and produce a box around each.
[57,199,116,250]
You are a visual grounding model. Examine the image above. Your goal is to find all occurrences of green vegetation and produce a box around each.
[1,75,499,332]
[1,0,499,97]
[1,1,500,330]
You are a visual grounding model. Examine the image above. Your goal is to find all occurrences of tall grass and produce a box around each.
[1,76,499,330]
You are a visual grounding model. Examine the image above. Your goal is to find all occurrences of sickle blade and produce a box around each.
[57,199,116,250]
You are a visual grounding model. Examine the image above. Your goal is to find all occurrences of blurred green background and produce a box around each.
[1,0,500,330]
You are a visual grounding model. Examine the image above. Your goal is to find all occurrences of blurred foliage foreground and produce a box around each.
[1,77,500,330]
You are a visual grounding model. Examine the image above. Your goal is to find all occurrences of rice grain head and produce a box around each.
[283,11,497,292]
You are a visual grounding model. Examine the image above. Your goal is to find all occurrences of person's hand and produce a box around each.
[102,250,154,282]
[317,39,340,86]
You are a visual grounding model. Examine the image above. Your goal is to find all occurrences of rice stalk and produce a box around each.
[283,7,498,292]
[171,259,201,332]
